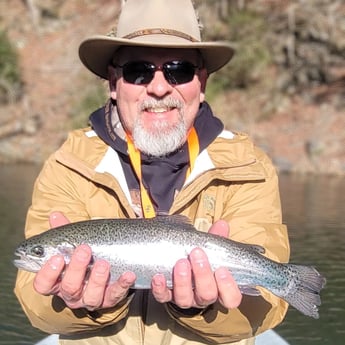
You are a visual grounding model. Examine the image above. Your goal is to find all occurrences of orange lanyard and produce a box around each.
[126,127,199,218]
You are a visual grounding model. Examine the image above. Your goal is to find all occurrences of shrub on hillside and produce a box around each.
[197,4,272,101]
[0,30,22,104]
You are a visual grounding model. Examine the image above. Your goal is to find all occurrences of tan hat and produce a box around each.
[79,0,235,79]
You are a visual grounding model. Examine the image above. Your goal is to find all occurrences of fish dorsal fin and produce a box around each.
[248,244,265,254]
[155,214,193,225]
[153,215,197,232]
[163,214,192,224]
[237,242,266,254]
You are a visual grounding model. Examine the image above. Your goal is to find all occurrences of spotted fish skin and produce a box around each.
[13,216,326,319]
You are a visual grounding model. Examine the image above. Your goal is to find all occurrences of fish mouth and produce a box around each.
[13,250,42,273]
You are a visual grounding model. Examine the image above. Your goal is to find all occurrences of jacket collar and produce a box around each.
[89,100,224,156]
[89,100,224,214]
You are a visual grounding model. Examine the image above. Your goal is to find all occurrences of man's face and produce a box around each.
[108,47,208,156]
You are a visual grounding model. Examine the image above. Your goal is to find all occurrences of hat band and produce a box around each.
[123,28,199,42]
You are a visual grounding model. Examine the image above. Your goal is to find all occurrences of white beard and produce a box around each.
[133,98,187,157]
[133,115,186,157]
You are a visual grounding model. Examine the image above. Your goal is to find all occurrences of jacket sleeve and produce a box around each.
[166,148,290,343]
[14,155,132,335]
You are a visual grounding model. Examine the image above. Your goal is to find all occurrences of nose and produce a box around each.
[146,70,173,97]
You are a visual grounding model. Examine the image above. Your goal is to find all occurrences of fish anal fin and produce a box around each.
[239,285,261,296]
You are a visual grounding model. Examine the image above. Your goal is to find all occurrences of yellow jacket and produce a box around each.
[15,127,289,345]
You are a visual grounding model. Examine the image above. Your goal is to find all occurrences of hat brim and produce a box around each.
[79,35,235,80]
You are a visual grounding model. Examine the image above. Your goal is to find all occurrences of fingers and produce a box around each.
[189,248,218,307]
[59,245,92,304]
[103,271,136,308]
[189,248,242,309]
[172,259,194,307]
[151,273,172,303]
[49,211,70,228]
[160,246,242,311]
[166,249,219,309]
[169,220,230,308]
[61,260,135,310]
[33,255,65,295]
[81,260,111,309]
[35,211,70,294]
[34,239,135,311]
[214,267,242,309]
[208,220,229,238]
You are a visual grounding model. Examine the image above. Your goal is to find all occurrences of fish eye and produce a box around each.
[31,245,45,257]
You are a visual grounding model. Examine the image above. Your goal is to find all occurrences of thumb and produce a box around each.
[49,211,70,228]
[208,220,229,238]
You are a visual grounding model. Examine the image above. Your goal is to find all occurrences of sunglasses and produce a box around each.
[113,60,200,85]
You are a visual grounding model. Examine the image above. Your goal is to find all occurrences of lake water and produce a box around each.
[0,164,344,344]
[276,173,345,344]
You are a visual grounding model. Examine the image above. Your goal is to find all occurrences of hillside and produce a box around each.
[0,0,344,174]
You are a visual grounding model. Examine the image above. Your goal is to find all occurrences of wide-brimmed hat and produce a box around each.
[79,0,235,80]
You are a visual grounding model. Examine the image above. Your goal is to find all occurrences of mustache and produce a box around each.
[139,98,183,111]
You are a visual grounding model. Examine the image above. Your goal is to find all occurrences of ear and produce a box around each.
[199,68,208,103]
[108,65,117,100]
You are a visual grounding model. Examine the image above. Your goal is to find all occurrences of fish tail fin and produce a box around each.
[283,265,326,319]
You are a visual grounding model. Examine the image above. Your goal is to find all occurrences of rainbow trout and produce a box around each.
[13,216,326,318]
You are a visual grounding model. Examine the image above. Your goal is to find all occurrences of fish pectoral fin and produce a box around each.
[57,241,76,259]
[239,285,261,296]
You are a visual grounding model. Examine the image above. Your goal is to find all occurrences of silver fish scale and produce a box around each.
[66,218,286,290]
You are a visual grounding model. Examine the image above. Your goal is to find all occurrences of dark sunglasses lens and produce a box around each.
[121,61,197,85]
[123,62,154,85]
[164,61,196,85]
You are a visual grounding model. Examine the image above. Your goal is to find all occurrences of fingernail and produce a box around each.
[191,249,206,267]
[153,274,165,287]
[51,213,58,220]
[95,261,108,275]
[153,279,163,288]
[50,211,61,222]
[75,247,90,261]
[218,268,229,280]
[121,272,136,286]
[64,294,74,302]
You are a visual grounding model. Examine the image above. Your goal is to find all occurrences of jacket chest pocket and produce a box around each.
[193,184,229,232]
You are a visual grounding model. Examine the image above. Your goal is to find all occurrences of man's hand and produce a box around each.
[33,212,136,311]
[151,220,242,310]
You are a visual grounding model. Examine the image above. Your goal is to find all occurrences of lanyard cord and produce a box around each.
[126,127,199,218]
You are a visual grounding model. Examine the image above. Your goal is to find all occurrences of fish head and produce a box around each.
[13,234,75,273]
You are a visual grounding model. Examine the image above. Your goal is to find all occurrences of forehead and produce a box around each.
[115,46,200,63]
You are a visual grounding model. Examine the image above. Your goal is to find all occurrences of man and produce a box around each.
[15,0,290,344]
